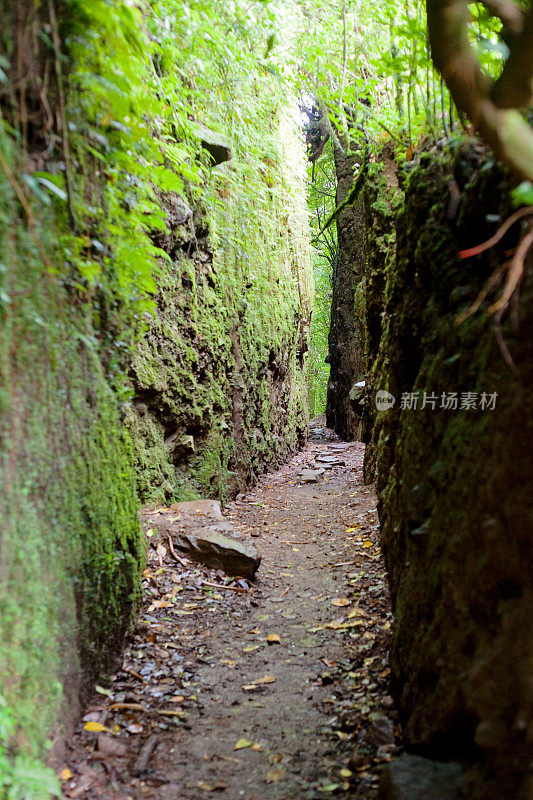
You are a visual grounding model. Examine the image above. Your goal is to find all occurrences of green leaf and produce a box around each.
[35,177,67,202]
[511,181,533,208]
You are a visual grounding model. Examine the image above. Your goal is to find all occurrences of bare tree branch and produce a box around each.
[426,0,533,181]
[492,4,533,109]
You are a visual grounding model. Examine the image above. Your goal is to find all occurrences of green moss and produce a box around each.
[127,100,312,504]
[0,173,143,759]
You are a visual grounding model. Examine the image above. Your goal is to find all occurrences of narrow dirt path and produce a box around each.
[62,424,399,799]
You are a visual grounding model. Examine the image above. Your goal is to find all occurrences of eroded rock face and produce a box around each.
[326,141,366,441]
[363,146,533,799]
[152,500,261,578]
[378,755,463,800]
[192,123,232,165]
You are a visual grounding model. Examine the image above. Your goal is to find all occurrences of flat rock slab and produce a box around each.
[153,500,261,578]
[298,468,325,484]
[169,499,224,520]
[378,754,463,800]
[174,527,261,579]
[315,455,346,467]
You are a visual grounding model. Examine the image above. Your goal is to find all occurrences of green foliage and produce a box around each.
[306,141,337,415]
[0,698,60,800]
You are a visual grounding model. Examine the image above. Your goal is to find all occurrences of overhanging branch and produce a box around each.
[426,0,533,181]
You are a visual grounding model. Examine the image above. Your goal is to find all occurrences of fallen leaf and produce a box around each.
[108,702,147,712]
[169,695,185,703]
[58,768,73,781]
[268,753,283,764]
[319,784,340,793]
[126,723,143,733]
[251,743,263,752]
[158,709,186,717]
[340,768,352,778]
[156,542,167,567]
[332,598,351,607]
[334,730,350,740]
[266,767,285,783]
[197,781,228,792]
[82,711,100,723]
[266,634,281,644]
[234,738,253,750]
[243,645,260,653]
[83,721,111,733]
[95,685,113,698]
[242,675,276,691]
[362,541,374,548]
[148,600,171,611]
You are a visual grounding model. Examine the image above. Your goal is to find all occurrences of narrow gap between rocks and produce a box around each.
[63,420,396,800]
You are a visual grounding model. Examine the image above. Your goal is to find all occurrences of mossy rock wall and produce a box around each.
[326,144,366,440]
[363,147,532,799]
[128,114,313,506]
[0,7,313,773]
[0,176,144,759]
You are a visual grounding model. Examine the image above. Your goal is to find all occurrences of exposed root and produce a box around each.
[458,206,533,259]
[456,213,533,371]
[455,260,508,325]
[493,317,518,372]
[456,211,533,324]
[487,220,533,316]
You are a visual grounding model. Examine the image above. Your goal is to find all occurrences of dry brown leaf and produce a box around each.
[126,723,143,733]
[158,709,186,717]
[108,702,147,712]
[266,634,281,644]
[266,767,286,783]
[242,675,276,690]
[332,598,351,607]
[197,781,228,792]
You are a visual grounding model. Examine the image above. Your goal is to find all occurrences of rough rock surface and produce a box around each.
[145,500,261,578]
[326,140,366,440]
[298,468,325,483]
[361,146,533,799]
[127,148,312,507]
[192,122,232,165]
[378,754,463,800]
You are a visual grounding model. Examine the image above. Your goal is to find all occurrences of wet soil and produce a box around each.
[61,424,399,799]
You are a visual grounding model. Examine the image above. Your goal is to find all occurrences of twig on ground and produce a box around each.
[166,534,189,567]
[201,581,252,593]
[133,735,159,776]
